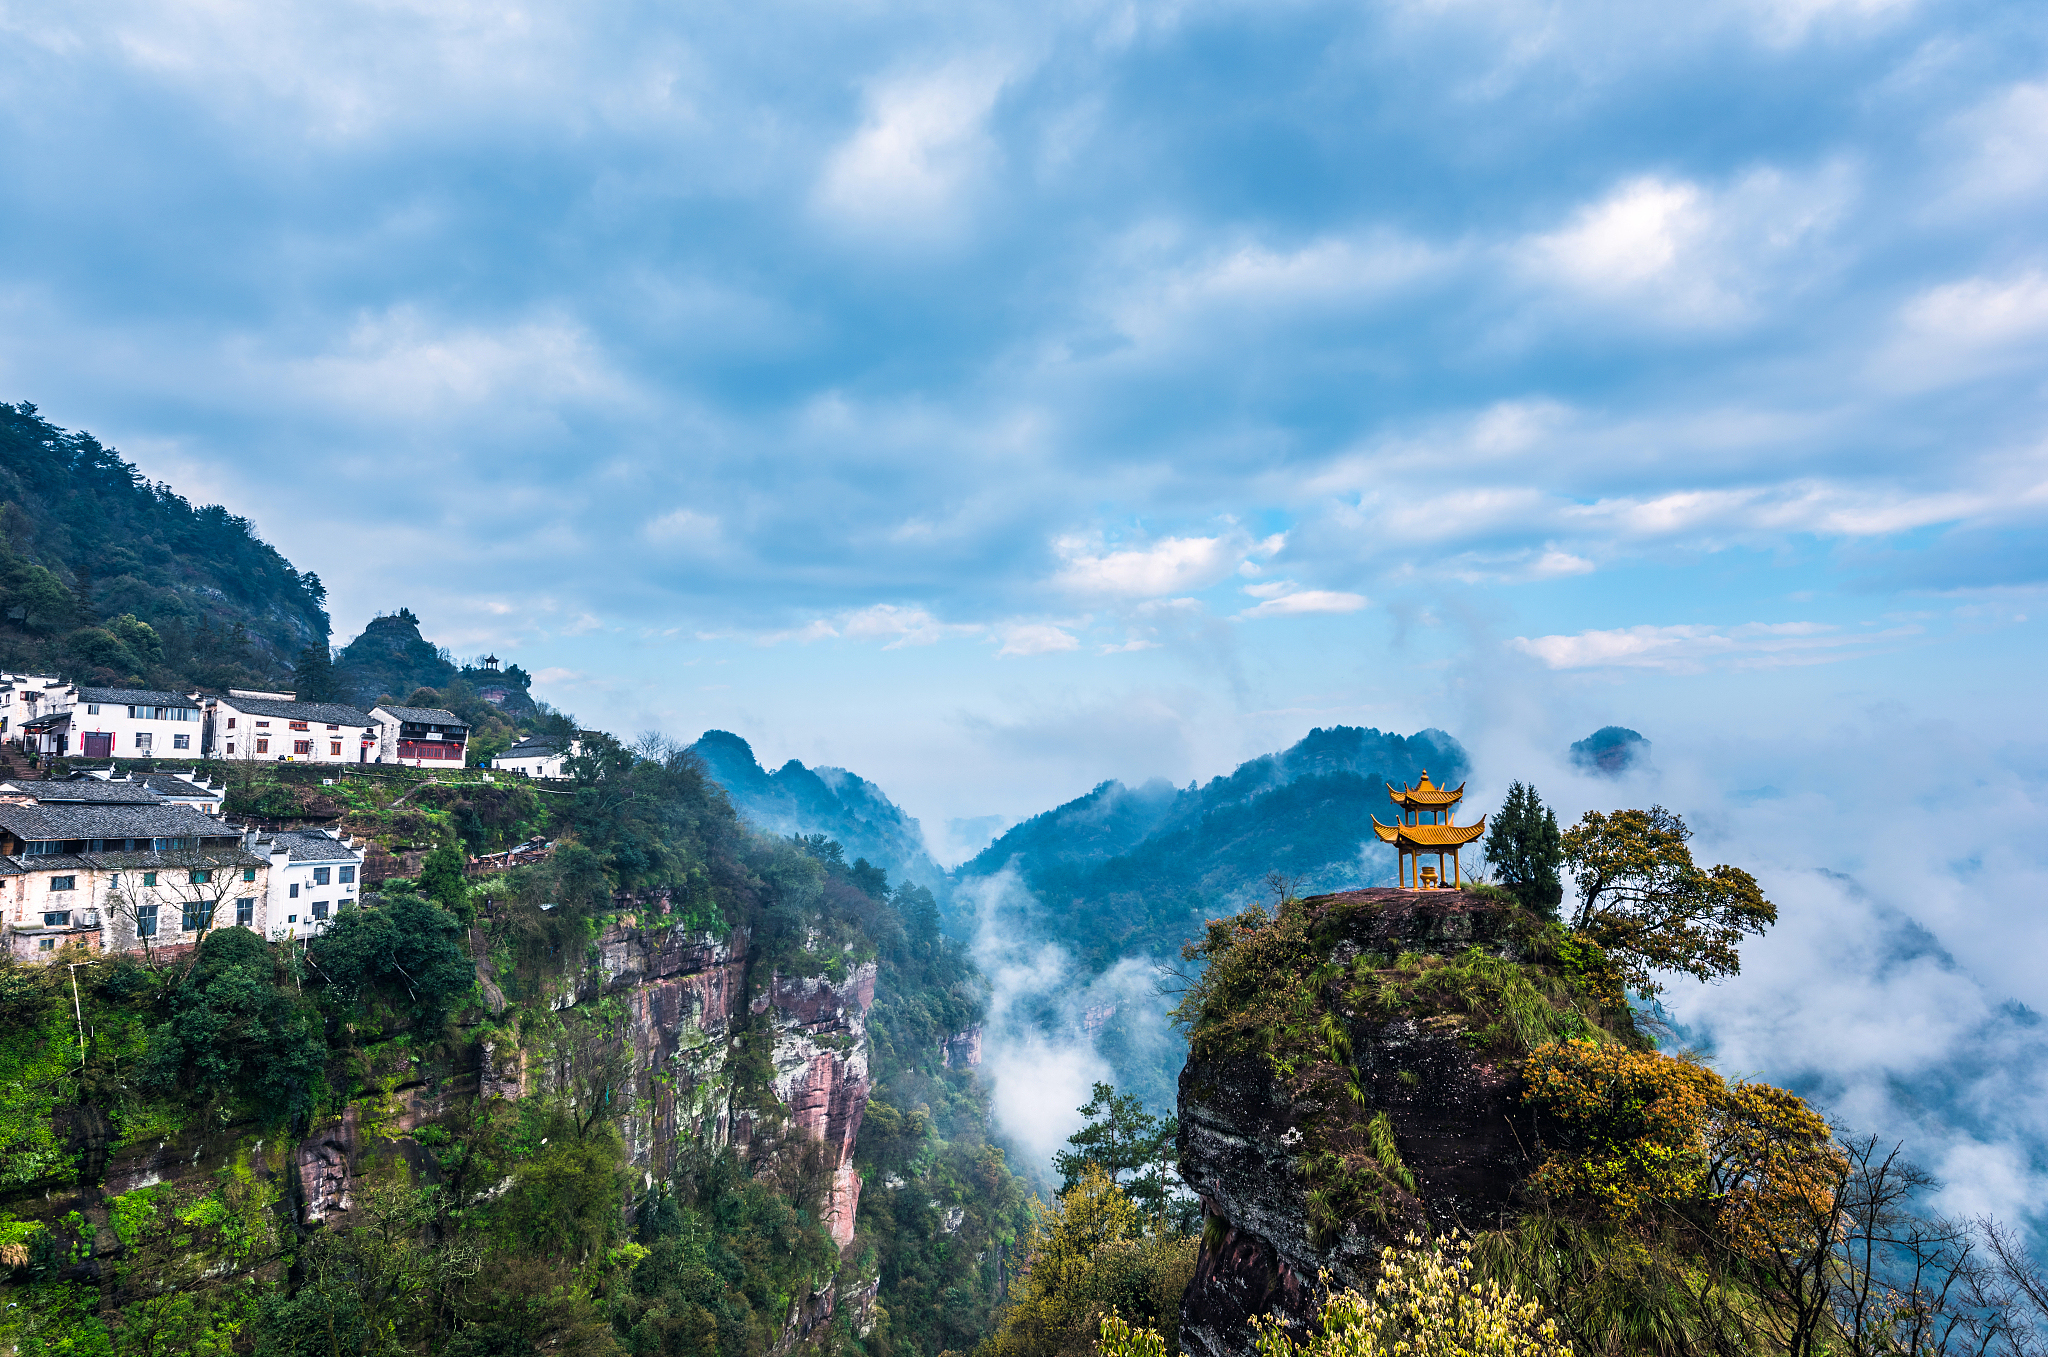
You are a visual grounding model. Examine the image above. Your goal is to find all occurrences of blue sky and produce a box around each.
[4,0,2046,1218]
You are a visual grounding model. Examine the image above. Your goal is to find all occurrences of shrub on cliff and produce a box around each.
[1246,1234,1570,1357]
[307,891,475,1033]
[982,1166,1196,1357]
[1520,1039,1842,1231]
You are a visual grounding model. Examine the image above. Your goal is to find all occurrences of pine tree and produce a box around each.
[1482,781,1564,918]
[1054,1082,1178,1210]
[294,644,340,702]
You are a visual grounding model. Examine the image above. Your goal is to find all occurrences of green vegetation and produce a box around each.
[0,732,1029,1357]
[1481,782,1563,918]
[140,928,328,1127]
[0,401,328,690]
[1052,1083,1177,1213]
[977,1166,1196,1357]
[1562,806,1776,998]
[1249,1235,1569,1357]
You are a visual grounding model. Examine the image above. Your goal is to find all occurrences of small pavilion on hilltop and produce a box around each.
[1372,771,1487,889]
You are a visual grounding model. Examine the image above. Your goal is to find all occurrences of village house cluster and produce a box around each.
[1,769,368,962]
[0,666,587,964]
[1,673,471,769]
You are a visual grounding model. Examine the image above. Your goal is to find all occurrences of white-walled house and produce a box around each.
[370,705,470,768]
[490,733,584,779]
[0,789,271,961]
[0,673,67,748]
[204,690,377,763]
[249,827,366,940]
[56,687,205,760]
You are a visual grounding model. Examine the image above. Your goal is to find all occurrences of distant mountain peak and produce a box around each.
[689,731,949,898]
[1570,726,1650,777]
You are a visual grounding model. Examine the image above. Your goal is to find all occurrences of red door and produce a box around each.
[82,732,112,758]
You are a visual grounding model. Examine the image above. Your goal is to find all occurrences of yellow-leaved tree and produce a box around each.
[1237,1235,1570,1357]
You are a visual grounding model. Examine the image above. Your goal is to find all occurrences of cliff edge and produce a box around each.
[1175,887,1630,1357]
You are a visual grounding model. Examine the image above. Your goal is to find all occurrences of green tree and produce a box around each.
[141,927,325,1126]
[1562,805,1776,998]
[307,892,475,1032]
[0,542,76,633]
[105,612,164,668]
[293,643,341,702]
[1482,782,1563,917]
[64,624,139,676]
[1053,1083,1177,1211]
[419,839,472,922]
[984,1166,1195,1357]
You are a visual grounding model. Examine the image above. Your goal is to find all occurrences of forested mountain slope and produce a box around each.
[1,739,1026,1356]
[960,725,1469,966]
[693,730,951,900]
[0,401,329,691]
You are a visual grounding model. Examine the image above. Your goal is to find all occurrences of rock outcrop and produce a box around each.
[1177,889,1538,1357]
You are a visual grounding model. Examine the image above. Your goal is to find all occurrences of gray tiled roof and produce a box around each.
[0,802,235,842]
[497,735,563,758]
[129,772,224,799]
[76,687,199,708]
[375,705,466,727]
[215,696,375,726]
[8,778,167,805]
[79,846,268,869]
[0,847,265,872]
[253,829,365,863]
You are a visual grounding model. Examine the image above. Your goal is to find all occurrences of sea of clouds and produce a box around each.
[962,693,2048,1239]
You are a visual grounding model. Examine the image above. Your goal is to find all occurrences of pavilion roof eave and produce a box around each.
[1385,780,1467,808]
[1370,816,1487,849]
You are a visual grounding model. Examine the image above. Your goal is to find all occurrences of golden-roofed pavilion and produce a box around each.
[1372,770,1486,889]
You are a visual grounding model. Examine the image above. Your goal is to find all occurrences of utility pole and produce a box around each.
[67,962,86,1069]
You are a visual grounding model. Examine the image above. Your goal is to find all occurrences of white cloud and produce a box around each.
[1881,269,2048,388]
[1939,80,2048,209]
[1238,589,1368,619]
[1234,580,1369,618]
[643,507,724,551]
[1511,619,1921,672]
[995,622,1081,657]
[1529,177,1702,292]
[1517,166,1852,326]
[841,603,977,648]
[1904,270,2048,346]
[1053,531,1250,597]
[815,61,1010,236]
[281,307,627,419]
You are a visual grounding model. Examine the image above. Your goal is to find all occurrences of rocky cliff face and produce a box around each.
[755,964,877,1249]
[1177,889,1538,1357]
[25,913,879,1283]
